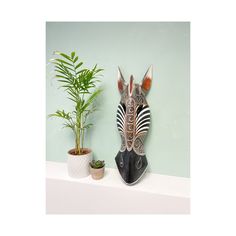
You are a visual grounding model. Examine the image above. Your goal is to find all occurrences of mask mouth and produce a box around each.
[129,75,134,96]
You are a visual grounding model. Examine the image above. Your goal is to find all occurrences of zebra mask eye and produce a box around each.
[115,66,153,185]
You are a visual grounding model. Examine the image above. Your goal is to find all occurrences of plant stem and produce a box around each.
[81,93,85,151]
[76,127,80,155]
[82,128,84,150]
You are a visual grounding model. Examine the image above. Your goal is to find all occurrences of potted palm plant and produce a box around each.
[49,51,103,178]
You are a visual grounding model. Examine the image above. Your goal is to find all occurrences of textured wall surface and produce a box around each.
[46,22,190,177]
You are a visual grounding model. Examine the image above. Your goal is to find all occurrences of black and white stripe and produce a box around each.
[116,103,125,133]
[136,105,150,134]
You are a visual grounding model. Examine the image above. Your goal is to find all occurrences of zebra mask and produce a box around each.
[115,66,153,185]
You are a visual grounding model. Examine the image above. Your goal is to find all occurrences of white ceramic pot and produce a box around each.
[67,148,92,178]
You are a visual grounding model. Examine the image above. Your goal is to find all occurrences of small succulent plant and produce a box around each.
[90,160,105,169]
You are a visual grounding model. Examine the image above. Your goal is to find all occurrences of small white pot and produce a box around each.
[67,148,92,178]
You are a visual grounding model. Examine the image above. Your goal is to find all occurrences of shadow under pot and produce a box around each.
[67,148,92,178]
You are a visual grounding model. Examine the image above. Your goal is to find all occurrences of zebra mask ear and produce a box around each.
[141,66,153,94]
[117,67,126,93]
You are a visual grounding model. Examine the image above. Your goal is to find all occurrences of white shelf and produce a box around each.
[46,161,190,214]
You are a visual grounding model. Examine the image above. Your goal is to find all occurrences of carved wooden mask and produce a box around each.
[115,66,153,184]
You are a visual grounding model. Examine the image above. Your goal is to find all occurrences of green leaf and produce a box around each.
[71,51,75,59]
[53,64,70,74]
[76,69,87,75]
[62,121,76,131]
[75,62,83,70]
[83,123,93,129]
[48,110,72,120]
[73,56,78,63]
[55,59,73,67]
[92,64,97,71]
[60,64,75,73]
[82,88,102,111]
[55,69,68,75]
[57,79,71,84]
[54,64,66,71]
[60,85,73,90]
[57,52,73,62]
[55,75,69,80]
[67,91,77,100]
[67,97,77,103]
[95,68,104,73]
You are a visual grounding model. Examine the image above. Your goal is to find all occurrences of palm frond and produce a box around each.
[49,51,103,153]
[82,88,102,112]
[48,110,72,120]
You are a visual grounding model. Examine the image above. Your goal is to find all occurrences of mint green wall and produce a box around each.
[46,22,190,177]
